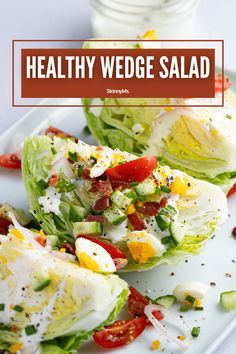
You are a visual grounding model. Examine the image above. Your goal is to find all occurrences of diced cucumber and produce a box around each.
[220,291,236,311]
[154,295,176,309]
[110,190,133,211]
[69,205,87,222]
[123,189,138,204]
[155,214,170,231]
[169,221,185,245]
[73,221,103,236]
[33,268,51,292]
[135,180,156,196]
[104,204,127,225]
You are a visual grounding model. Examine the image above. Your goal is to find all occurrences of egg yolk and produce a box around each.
[127,242,156,264]
[10,229,25,241]
[170,176,188,195]
[79,252,99,272]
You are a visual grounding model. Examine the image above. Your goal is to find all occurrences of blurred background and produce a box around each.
[0,0,235,352]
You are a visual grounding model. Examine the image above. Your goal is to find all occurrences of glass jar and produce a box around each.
[89,0,201,39]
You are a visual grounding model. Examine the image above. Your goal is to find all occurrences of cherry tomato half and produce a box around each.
[106,156,157,183]
[0,154,21,169]
[93,316,146,348]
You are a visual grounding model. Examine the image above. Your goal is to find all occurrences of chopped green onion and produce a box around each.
[38,179,48,190]
[57,179,77,193]
[179,305,191,312]
[155,187,161,195]
[185,295,195,305]
[194,306,204,311]
[13,305,24,312]
[161,185,171,193]
[0,304,5,311]
[25,325,37,335]
[191,326,200,337]
[68,151,78,162]
[161,236,171,244]
[130,181,139,187]
[139,195,147,202]
[51,147,57,155]
[34,279,51,292]
[226,114,232,119]
[77,166,84,178]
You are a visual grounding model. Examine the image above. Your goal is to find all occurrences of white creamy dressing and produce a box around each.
[38,186,61,216]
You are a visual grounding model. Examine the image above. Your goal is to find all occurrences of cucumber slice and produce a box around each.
[155,214,170,231]
[135,180,156,196]
[73,221,103,236]
[220,291,236,311]
[110,190,133,212]
[104,204,127,225]
[154,295,176,309]
[123,189,138,204]
[169,221,185,245]
[69,205,87,222]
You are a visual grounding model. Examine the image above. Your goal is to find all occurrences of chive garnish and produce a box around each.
[161,185,171,193]
[25,325,37,335]
[13,305,24,312]
[191,326,200,337]
[179,305,191,312]
[131,181,139,187]
[0,304,5,311]
[185,295,195,305]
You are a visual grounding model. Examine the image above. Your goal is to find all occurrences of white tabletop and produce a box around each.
[0,1,235,352]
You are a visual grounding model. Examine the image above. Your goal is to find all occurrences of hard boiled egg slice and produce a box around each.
[75,238,116,273]
[173,281,211,302]
[127,230,164,264]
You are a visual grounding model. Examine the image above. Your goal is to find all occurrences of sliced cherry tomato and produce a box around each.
[215,74,232,93]
[45,126,78,142]
[0,216,12,235]
[93,316,146,348]
[227,183,236,198]
[127,287,149,317]
[0,154,21,169]
[106,156,157,183]
[77,235,126,259]
[128,211,145,231]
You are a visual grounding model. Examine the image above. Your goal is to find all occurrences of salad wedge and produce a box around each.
[82,38,236,194]
[22,136,228,271]
[0,214,129,353]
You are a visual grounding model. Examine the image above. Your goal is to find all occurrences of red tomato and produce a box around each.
[215,74,232,93]
[77,235,126,259]
[153,310,164,321]
[45,126,78,142]
[127,287,149,317]
[128,212,145,231]
[106,156,157,183]
[93,317,146,348]
[227,183,236,198]
[0,154,21,169]
[0,216,12,235]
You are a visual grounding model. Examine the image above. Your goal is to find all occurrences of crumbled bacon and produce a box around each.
[128,212,145,230]
[0,216,12,235]
[34,235,47,247]
[137,202,160,216]
[86,214,106,223]
[93,196,110,211]
[48,174,60,187]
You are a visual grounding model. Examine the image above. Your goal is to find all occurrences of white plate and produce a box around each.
[1,72,236,354]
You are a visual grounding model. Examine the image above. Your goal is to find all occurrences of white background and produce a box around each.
[0,1,235,352]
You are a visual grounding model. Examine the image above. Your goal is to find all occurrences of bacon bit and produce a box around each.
[232,226,236,237]
[160,197,168,208]
[110,180,131,190]
[151,340,161,350]
[90,179,113,197]
[10,325,18,333]
[34,235,47,247]
[96,146,103,151]
[62,242,75,255]
[128,211,145,231]
[82,168,92,180]
[48,174,60,187]
[0,216,12,235]
[93,196,110,211]
[138,202,160,216]
[86,214,106,223]
[45,126,78,142]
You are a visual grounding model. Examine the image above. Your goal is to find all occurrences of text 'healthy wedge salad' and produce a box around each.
[0,214,129,354]
[22,136,228,272]
[82,37,236,194]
